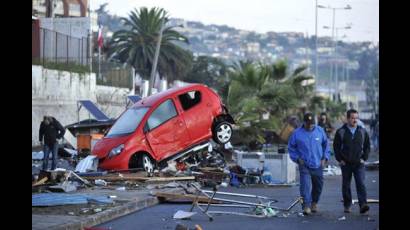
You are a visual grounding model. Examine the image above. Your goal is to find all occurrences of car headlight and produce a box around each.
[108,144,124,158]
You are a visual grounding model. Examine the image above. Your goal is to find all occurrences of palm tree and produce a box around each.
[226,60,315,147]
[108,7,192,82]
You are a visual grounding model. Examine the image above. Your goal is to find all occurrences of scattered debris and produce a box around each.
[32,193,113,206]
[323,165,342,176]
[352,199,379,204]
[155,192,222,204]
[338,216,346,221]
[32,151,50,160]
[32,177,48,187]
[75,155,98,173]
[365,160,379,170]
[372,180,376,183]
[49,181,78,193]
[116,187,126,191]
[93,208,103,213]
[298,212,304,217]
[368,217,376,222]
[173,210,197,219]
[68,212,75,215]
[95,179,108,186]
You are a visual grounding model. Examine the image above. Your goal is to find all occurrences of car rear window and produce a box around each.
[106,107,149,137]
[147,99,177,130]
[178,91,201,111]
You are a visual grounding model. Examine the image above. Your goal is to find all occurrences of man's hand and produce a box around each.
[297,158,305,165]
[339,160,346,166]
[360,159,365,164]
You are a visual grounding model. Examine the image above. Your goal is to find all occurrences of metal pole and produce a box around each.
[55,31,58,62]
[315,0,318,90]
[148,17,165,96]
[331,8,336,101]
[335,29,339,102]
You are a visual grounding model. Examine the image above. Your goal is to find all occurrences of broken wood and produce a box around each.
[82,175,195,182]
[32,177,48,187]
[155,192,222,204]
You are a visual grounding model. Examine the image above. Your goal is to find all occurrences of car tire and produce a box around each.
[212,121,233,144]
[142,154,154,174]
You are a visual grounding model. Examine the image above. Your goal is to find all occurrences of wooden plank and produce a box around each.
[32,177,48,187]
[146,176,195,182]
[155,192,222,204]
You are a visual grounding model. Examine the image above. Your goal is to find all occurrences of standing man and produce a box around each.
[333,109,371,214]
[288,112,330,215]
[39,116,65,170]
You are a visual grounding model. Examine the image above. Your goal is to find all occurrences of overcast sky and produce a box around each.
[90,0,379,43]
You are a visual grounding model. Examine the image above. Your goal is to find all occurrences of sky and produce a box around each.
[90,0,379,43]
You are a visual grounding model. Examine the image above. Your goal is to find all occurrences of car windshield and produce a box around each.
[106,107,149,138]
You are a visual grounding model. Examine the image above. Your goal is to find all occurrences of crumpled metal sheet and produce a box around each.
[32,193,113,206]
[75,155,98,173]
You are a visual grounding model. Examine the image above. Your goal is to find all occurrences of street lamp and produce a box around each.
[319,4,352,101]
[323,24,351,102]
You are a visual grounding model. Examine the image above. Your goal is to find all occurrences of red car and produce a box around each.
[92,84,234,173]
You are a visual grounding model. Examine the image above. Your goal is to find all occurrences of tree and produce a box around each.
[182,55,229,97]
[108,7,193,82]
[226,59,315,147]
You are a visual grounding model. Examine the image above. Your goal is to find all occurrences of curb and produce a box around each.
[48,188,185,230]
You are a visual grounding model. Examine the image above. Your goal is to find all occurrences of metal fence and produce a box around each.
[93,60,134,89]
[38,27,90,66]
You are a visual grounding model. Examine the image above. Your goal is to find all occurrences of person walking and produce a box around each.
[39,116,66,170]
[288,112,330,215]
[333,109,371,214]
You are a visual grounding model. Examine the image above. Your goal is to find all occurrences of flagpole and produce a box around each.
[98,45,101,81]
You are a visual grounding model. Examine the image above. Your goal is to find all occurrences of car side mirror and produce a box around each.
[143,123,149,134]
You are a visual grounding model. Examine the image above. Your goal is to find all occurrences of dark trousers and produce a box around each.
[299,164,324,208]
[341,163,367,207]
[42,143,58,170]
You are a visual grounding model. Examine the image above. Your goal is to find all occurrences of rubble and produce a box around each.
[323,165,342,176]
[173,210,197,219]
[75,155,98,173]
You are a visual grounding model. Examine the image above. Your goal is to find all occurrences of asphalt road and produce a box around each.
[97,169,379,230]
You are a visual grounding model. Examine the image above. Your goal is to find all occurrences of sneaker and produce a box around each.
[311,203,318,213]
[360,204,369,214]
[303,207,311,215]
[344,206,351,213]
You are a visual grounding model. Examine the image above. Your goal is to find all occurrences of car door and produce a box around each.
[177,90,212,145]
[145,99,191,161]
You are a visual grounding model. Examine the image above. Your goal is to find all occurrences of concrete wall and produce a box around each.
[32,65,130,147]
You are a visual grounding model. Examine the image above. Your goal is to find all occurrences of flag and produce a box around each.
[97,26,103,48]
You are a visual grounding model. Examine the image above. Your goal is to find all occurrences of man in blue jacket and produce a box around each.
[288,112,330,215]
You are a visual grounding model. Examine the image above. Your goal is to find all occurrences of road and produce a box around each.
[96,169,379,230]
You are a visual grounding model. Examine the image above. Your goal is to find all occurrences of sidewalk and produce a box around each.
[32,186,184,230]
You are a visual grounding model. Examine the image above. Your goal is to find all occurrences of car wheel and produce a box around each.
[213,121,232,144]
[142,154,154,174]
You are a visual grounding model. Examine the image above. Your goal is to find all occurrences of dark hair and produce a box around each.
[320,112,327,117]
[346,109,358,118]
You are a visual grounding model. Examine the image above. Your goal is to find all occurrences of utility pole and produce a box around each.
[148,17,165,96]
[315,0,319,90]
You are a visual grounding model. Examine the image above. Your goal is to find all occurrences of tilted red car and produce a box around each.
[92,83,234,172]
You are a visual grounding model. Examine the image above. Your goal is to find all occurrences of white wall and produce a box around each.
[32,65,130,147]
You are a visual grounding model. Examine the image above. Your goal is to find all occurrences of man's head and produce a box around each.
[346,109,359,127]
[303,112,315,130]
[43,116,53,125]
[319,112,327,122]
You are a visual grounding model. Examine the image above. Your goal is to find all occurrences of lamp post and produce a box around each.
[323,25,351,101]
[318,4,352,101]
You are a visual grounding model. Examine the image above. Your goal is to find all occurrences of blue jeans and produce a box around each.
[42,143,59,170]
[299,164,324,208]
[341,163,367,208]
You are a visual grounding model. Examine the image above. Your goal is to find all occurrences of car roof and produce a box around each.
[132,83,207,108]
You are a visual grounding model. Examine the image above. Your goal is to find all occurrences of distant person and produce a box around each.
[288,112,330,215]
[318,112,334,139]
[370,114,379,152]
[39,116,65,170]
[333,109,371,214]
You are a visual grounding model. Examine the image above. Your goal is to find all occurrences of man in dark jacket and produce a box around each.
[333,109,370,214]
[39,116,65,170]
